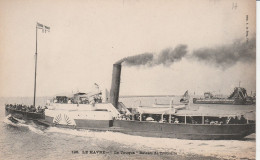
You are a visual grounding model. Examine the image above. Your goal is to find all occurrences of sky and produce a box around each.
[0,0,256,97]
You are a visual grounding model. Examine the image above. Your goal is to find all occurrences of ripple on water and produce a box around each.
[43,126,255,160]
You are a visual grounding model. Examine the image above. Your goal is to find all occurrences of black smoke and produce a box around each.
[155,45,187,67]
[115,37,256,69]
[191,37,256,69]
[116,52,154,66]
[116,44,188,67]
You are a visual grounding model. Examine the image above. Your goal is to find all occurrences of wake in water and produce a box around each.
[45,127,255,160]
[2,115,255,159]
[3,115,44,135]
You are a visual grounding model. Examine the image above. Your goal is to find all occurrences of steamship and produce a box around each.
[193,88,255,105]
[6,63,255,140]
[5,23,255,140]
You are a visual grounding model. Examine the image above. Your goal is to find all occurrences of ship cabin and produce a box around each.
[204,92,214,99]
[55,95,72,104]
[52,92,102,105]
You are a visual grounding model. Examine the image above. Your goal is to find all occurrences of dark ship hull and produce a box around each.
[35,118,255,140]
[113,120,255,140]
[193,98,254,105]
[5,107,44,120]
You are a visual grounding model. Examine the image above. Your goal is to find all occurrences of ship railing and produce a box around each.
[122,112,253,125]
[5,104,46,114]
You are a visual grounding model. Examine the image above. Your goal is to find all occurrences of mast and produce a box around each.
[33,22,50,107]
[33,24,38,107]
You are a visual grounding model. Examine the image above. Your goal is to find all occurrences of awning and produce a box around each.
[54,93,74,98]
[137,106,176,114]
[175,106,254,117]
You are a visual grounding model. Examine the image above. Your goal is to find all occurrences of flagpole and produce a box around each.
[33,24,38,107]
[33,22,50,107]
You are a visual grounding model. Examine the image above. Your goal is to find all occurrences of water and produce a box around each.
[0,97,256,160]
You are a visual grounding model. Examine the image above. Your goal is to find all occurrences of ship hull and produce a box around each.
[193,98,253,105]
[113,120,255,140]
[5,107,44,120]
[36,118,255,140]
[6,106,255,140]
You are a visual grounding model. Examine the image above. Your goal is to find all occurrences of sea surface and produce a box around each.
[0,97,256,160]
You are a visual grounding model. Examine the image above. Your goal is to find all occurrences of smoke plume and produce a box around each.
[116,44,188,67]
[115,37,255,69]
[190,37,256,69]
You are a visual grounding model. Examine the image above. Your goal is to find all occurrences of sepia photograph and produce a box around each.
[0,0,257,159]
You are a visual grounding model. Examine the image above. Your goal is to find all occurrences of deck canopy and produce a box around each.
[137,105,254,120]
[175,106,254,118]
[137,106,176,114]
[74,92,88,98]
[55,93,74,98]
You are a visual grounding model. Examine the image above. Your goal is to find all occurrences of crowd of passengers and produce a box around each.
[53,97,102,104]
[118,113,250,124]
[5,104,46,113]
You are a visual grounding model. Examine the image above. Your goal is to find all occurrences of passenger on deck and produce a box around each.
[174,118,179,124]
[171,116,175,122]
[32,107,36,112]
[192,119,197,124]
[126,116,131,121]
[234,116,239,123]
[142,115,146,121]
[210,120,215,125]
[163,118,167,123]
[226,118,230,124]
[205,119,210,124]
[159,118,166,123]
[240,115,247,124]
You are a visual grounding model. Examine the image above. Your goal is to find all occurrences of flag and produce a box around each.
[94,83,99,90]
[36,22,50,33]
[37,22,44,28]
[44,25,50,33]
